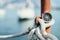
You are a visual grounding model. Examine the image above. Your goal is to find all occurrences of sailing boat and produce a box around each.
[17,0,35,19]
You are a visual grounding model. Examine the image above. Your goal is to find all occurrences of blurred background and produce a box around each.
[0,0,60,40]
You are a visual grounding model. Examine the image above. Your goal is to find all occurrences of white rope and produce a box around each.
[0,31,29,38]
[28,18,58,40]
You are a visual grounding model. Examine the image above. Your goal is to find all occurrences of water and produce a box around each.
[51,9,60,40]
[0,9,59,40]
[0,10,35,40]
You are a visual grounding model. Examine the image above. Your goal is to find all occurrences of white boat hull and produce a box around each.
[17,8,35,19]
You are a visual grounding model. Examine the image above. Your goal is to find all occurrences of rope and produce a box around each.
[0,31,29,38]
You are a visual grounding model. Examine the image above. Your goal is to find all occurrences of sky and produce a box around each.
[0,0,60,18]
[0,0,40,9]
[0,0,60,9]
[0,0,60,17]
[0,0,60,11]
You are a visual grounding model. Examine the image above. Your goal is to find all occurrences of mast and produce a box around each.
[41,0,50,13]
[41,0,50,33]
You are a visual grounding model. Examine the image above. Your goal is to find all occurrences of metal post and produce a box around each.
[41,0,50,33]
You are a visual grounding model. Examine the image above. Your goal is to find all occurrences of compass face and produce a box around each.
[43,13,52,21]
